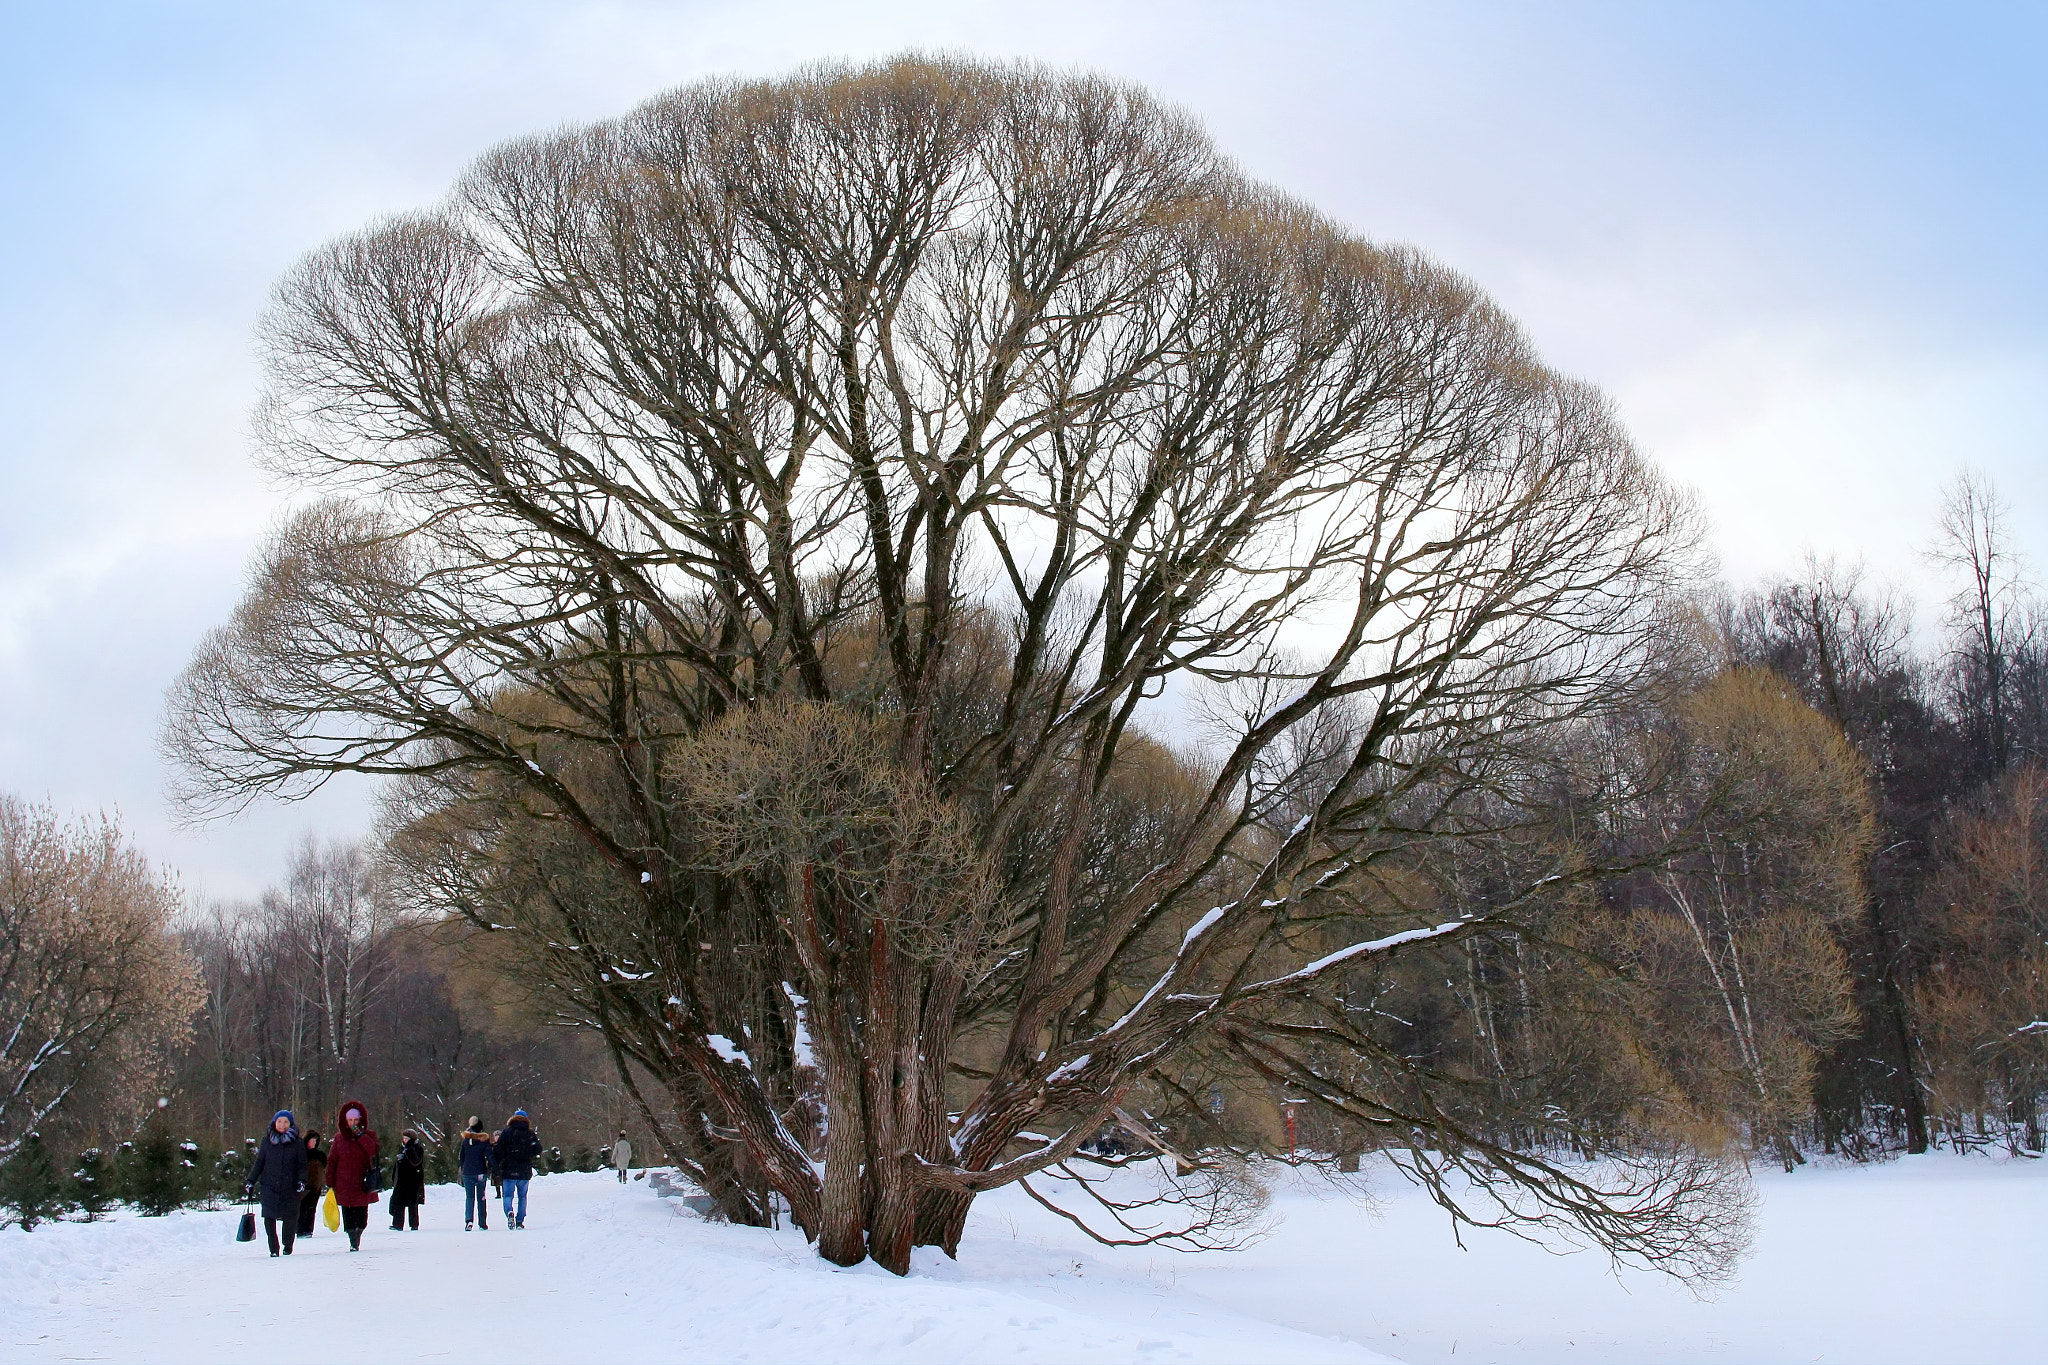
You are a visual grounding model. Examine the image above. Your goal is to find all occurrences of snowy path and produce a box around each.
[0,1172,1381,1364]
[2,1152,2043,1364]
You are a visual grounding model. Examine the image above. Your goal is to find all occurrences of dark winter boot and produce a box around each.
[347,1227,361,1251]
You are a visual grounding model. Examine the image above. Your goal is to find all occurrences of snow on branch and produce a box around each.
[1247,917,1478,992]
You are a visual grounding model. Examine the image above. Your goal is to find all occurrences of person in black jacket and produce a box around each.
[458,1117,493,1231]
[388,1129,426,1230]
[244,1110,309,1257]
[491,1110,542,1229]
[295,1130,326,1238]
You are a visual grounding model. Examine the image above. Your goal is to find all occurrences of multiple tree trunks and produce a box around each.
[168,57,1754,1277]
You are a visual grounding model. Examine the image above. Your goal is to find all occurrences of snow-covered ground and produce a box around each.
[1,1151,2040,1364]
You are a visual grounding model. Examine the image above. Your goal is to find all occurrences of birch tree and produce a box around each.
[262,836,395,1072]
[1628,669,1872,1169]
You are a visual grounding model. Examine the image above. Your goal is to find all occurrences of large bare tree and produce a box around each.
[167,57,1723,1275]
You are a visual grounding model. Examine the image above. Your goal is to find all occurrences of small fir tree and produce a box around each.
[542,1145,565,1175]
[71,1148,117,1221]
[570,1142,598,1173]
[127,1128,191,1216]
[177,1140,209,1205]
[426,1137,458,1186]
[213,1148,247,1202]
[110,1140,137,1203]
[1,1133,73,1230]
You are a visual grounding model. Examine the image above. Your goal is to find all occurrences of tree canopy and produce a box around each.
[166,55,1727,1276]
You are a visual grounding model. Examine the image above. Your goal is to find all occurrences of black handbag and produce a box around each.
[235,1203,256,1243]
[362,1153,384,1195]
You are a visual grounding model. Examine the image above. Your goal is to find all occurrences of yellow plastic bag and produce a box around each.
[322,1186,340,1232]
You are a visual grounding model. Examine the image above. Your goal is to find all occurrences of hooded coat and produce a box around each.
[326,1100,382,1208]
[492,1116,542,1181]
[389,1134,426,1208]
[246,1114,309,1220]
[458,1126,494,1180]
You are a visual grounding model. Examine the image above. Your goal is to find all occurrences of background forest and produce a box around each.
[7,472,2044,1225]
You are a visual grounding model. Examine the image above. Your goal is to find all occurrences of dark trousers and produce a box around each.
[390,1199,419,1230]
[262,1215,296,1255]
[341,1201,368,1248]
[296,1191,320,1237]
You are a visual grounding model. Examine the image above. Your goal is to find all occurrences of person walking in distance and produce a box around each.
[611,1131,632,1184]
[295,1130,327,1240]
[388,1129,426,1231]
[458,1116,494,1231]
[244,1110,308,1257]
[492,1109,542,1229]
[326,1100,381,1252]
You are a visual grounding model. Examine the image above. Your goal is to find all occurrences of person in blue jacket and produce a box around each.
[458,1116,494,1230]
[491,1110,543,1229]
[244,1110,308,1257]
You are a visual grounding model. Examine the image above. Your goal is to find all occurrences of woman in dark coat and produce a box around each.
[388,1129,426,1230]
[325,1099,381,1252]
[244,1110,309,1257]
[295,1130,327,1238]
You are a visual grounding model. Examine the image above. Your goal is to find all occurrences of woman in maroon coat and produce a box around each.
[326,1099,382,1252]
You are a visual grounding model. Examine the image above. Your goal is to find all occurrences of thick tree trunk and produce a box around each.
[914,1188,976,1256]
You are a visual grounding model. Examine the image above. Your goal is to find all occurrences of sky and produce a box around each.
[1,0,2043,901]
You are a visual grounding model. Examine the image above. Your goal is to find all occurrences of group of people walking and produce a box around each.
[244,1102,584,1256]
[456,1110,543,1230]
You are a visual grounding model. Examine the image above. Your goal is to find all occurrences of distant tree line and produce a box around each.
[1725,473,2048,1159]
[169,835,646,1167]
[1259,472,2048,1180]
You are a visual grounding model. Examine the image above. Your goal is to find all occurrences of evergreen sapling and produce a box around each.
[127,1128,190,1216]
[1,1133,73,1230]
[427,1136,458,1186]
[71,1148,117,1221]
